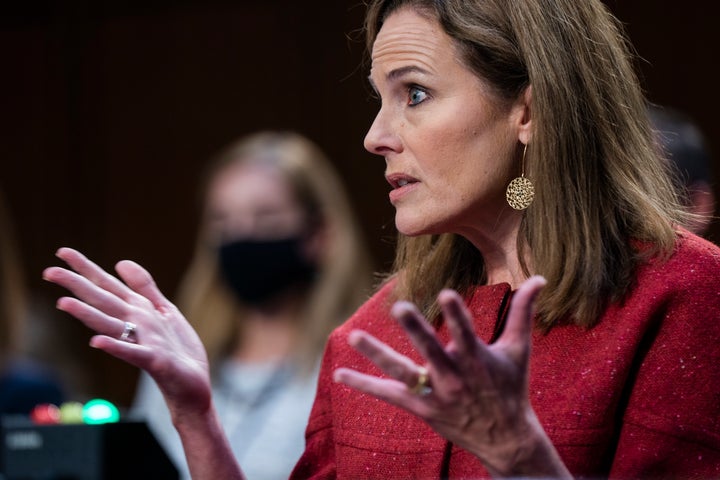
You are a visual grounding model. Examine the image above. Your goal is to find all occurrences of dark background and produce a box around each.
[1,1,717,407]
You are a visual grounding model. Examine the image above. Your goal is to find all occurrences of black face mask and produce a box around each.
[217,236,317,306]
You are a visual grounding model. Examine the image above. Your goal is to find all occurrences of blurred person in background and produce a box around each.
[0,192,65,415]
[131,131,374,479]
[649,104,716,236]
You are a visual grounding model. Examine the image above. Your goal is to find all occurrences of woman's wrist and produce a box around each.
[475,410,572,478]
[169,400,217,435]
[170,401,246,480]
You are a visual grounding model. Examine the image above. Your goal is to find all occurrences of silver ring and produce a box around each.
[119,321,138,343]
[409,366,432,396]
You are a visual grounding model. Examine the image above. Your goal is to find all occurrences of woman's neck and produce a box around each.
[459,212,529,289]
[231,292,304,363]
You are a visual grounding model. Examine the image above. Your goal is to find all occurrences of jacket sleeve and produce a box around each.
[290,335,337,479]
[609,245,720,478]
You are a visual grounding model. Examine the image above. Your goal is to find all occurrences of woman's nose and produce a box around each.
[363,106,401,156]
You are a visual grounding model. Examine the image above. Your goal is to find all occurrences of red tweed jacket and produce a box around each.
[292,231,720,479]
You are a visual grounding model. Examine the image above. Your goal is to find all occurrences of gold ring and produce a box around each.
[409,366,431,396]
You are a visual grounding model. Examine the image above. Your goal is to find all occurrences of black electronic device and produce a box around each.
[0,417,178,480]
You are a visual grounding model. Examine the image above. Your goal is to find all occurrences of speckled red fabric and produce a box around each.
[292,230,720,479]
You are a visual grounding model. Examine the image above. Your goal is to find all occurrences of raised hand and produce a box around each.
[44,247,246,479]
[43,247,212,417]
[333,276,571,477]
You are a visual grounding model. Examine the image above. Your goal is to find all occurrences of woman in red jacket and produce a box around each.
[44,0,720,478]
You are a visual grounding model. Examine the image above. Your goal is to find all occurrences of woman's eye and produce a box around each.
[408,86,428,106]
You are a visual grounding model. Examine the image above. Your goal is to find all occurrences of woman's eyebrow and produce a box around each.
[368,64,430,92]
[386,65,430,81]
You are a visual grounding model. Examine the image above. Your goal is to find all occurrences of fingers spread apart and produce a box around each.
[345,329,426,389]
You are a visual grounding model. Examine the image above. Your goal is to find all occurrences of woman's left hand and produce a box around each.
[42,248,213,418]
[333,276,570,477]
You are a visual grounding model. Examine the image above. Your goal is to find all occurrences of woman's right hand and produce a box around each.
[43,247,212,420]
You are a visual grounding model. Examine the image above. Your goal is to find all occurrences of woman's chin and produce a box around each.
[394,216,439,237]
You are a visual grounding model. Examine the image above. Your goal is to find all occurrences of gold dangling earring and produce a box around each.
[505,143,535,210]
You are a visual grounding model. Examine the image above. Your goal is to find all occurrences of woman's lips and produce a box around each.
[386,173,419,204]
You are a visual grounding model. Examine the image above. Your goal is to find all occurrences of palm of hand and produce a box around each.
[422,336,533,464]
[44,247,212,416]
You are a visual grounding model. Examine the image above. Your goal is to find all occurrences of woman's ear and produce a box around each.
[516,85,533,145]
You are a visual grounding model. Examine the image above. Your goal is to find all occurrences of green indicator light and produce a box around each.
[82,399,120,424]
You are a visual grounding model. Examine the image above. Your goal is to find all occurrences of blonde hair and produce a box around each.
[366,0,687,328]
[0,193,27,369]
[176,131,373,370]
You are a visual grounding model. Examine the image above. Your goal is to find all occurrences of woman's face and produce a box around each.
[205,162,306,244]
[364,7,529,239]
